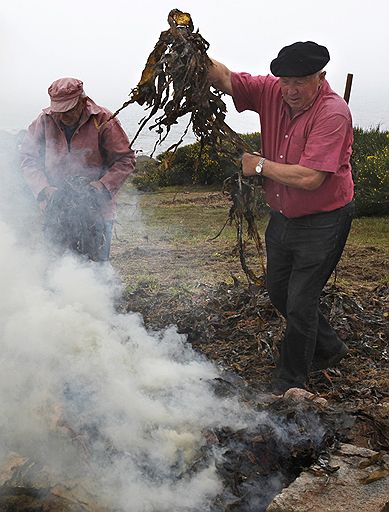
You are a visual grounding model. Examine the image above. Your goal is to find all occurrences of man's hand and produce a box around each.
[241,153,264,177]
[89,180,104,192]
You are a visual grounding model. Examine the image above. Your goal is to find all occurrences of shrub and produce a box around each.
[132,127,389,218]
[352,127,389,216]
[132,158,161,191]
[132,132,261,189]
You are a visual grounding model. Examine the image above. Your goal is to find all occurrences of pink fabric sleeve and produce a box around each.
[231,72,266,113]
[20,116,50,198]
[98,119,136,196]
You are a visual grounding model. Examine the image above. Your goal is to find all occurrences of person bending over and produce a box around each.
[21,77,135,261]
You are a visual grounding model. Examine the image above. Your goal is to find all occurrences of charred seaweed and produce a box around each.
[43,176,108,261]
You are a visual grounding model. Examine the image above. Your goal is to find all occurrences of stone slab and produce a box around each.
[267,443,389,512]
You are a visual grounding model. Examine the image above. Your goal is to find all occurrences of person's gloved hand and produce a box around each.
[89,181,112,206]
[37,186,58,211]
[89,181,111,198]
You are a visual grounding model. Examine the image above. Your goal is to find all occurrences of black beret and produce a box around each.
[270,41,330,77]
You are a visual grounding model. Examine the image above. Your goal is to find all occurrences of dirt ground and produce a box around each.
[111,187,389,454]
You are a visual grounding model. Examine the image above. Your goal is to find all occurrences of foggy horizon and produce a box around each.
[2,0,389,144]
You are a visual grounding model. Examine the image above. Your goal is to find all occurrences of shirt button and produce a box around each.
[280,210,283,213]
[285,134,288,138]
[280,155,284,159]
[276,193,279,197]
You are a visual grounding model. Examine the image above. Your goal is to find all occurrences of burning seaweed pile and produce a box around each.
[0,385,352,512]
[2,213,360,512]
[124,280,389,453]
[43,176,108,261]
[1,233,387,512]
[207,380,355,511]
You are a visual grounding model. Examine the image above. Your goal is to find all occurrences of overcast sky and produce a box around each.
[1,0,388,136]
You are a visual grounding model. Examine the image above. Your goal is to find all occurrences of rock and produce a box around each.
[267,443,389,512]
[0,453,108,511]
[282,387,328,407]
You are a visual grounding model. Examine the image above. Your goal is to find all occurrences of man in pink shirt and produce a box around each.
[20,77,136,261]
[208,41,355,394]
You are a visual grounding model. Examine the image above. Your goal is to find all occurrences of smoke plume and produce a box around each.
[0,132,262,510]
[0,132,328,511]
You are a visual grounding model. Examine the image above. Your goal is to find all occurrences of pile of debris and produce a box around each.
[43,176,108,261]
[0,387,356,512]
[124,280,389,452]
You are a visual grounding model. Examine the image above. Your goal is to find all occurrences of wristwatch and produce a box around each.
[255,156,266,175]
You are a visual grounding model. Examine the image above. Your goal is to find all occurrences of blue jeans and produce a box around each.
[265,202,355,389]
[97,221,113,261]
[63,220,113,262]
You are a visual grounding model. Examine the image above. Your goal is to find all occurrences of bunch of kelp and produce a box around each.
[111,9,252,158]
[110,9,265,282]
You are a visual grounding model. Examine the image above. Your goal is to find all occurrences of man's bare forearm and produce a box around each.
[208,58,233,95]
[242,152,327,191]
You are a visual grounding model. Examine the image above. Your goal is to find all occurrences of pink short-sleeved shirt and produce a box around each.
[231,72,354,218]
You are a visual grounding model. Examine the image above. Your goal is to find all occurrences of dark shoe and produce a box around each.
[311,344,348,372]
[271,378,305,395]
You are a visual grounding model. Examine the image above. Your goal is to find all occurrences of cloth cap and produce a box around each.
[270,41,330,77]
[47,77,84,112]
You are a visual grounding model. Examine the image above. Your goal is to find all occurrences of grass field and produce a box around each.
[111,184,389,295]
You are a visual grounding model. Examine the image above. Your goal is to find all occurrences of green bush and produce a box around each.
[132,159,161,191]
[352,126,389,216]
[132,133,262,190]
[132,127,389,218]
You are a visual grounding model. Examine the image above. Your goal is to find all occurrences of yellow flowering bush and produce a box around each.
[133,132,261,189]
[352,127,389,216]
[133,127,389,217]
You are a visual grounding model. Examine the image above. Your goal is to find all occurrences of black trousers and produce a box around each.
[265,202,355,389]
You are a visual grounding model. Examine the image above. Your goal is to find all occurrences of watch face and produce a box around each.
[255,157,265,174]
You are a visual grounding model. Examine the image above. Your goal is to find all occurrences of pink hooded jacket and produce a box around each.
[20,98,135,219]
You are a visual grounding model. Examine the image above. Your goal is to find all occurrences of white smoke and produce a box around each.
[0,132,263,509]
[0,133,327,510]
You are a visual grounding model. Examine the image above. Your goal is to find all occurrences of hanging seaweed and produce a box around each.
[222,173,267,283]
[109,10,251,156]
[108,8,265,283]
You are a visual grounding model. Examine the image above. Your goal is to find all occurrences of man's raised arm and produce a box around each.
[208,58,233,96]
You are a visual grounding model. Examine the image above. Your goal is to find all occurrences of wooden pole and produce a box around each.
[343,73,353,104]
